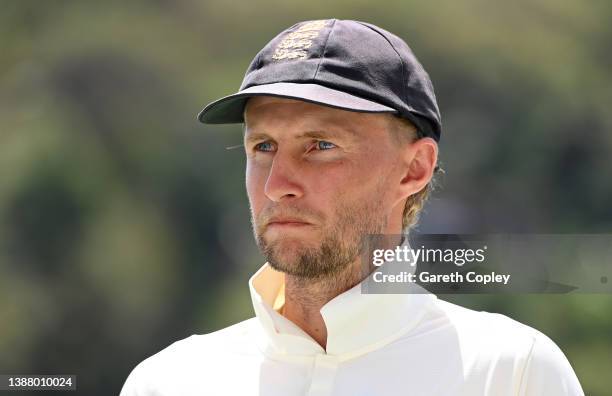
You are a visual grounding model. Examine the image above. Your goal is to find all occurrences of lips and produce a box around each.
[267,217,311,226]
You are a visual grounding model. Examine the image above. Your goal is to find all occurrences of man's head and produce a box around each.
[243,96,437,279]
[197,19,443,279]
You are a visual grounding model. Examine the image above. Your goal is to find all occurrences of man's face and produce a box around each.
[244,97,407,279]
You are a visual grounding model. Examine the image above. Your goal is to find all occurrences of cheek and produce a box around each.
[245,161,267,212]
[335,164,394,215]
[304,161,376,216]
[313,156,384,194]
[306,161,348,197]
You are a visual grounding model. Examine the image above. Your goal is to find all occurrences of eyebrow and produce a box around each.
[244,127,355,145]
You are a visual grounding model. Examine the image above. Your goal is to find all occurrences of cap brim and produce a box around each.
[197,82,398,124]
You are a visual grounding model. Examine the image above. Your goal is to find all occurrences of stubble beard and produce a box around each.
[251,194,389,282]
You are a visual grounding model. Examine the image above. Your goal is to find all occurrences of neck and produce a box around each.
[279,234,405,349]
[281,258,365,350]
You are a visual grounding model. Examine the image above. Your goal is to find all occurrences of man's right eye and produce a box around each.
[254,142,275,152]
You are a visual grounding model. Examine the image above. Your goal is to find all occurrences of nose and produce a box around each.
[264,149,305,202]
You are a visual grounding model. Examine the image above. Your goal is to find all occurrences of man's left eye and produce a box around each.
[315,141,336,150]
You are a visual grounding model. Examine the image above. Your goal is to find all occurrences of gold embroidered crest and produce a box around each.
[272,20,329,61]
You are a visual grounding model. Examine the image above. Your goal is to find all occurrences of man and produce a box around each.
[120,19,584,395]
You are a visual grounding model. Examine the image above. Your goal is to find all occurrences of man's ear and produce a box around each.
[395,137,438,204]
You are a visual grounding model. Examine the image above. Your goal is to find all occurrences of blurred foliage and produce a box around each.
[0,0,611,395]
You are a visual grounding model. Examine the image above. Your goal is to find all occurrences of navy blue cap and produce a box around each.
[198,19,442,142]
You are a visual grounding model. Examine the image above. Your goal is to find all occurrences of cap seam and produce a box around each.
[313,19,337,81]
[353,21,408,104]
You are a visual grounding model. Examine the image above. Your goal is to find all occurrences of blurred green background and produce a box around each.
[1,1,611,395]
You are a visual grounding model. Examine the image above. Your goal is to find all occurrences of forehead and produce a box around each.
[243,96,391,133]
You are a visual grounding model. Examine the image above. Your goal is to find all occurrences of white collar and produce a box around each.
[248,238,437,359]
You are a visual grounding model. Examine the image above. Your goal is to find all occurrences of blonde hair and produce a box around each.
[386,115,443,233]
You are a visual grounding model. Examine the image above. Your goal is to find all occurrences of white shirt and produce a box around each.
[120,261,584,395]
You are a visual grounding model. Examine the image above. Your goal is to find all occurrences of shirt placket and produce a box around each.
[306,354,339,396]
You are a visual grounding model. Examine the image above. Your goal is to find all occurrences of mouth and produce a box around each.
[266,217,313,228]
